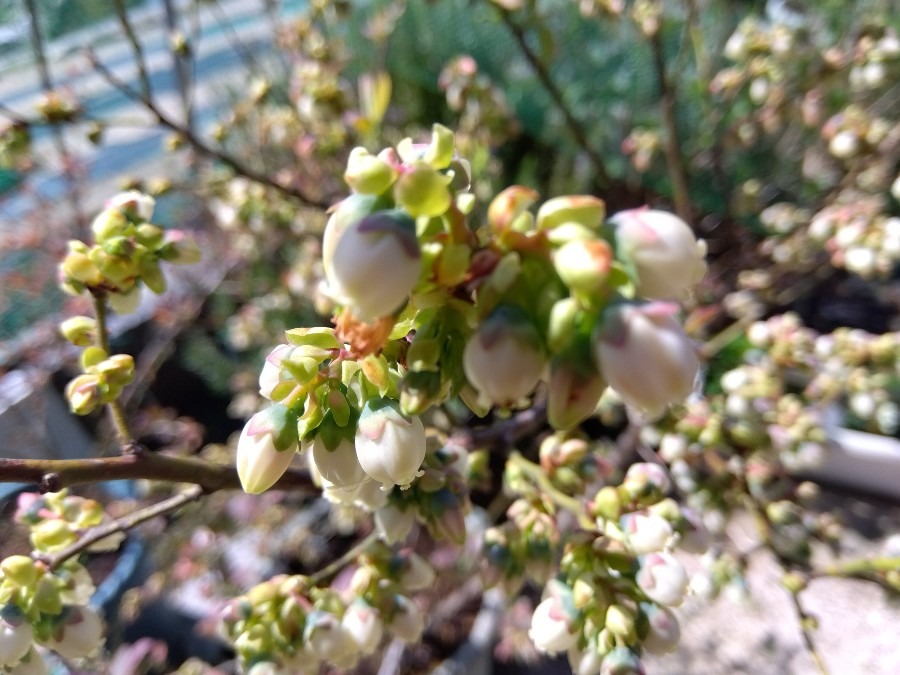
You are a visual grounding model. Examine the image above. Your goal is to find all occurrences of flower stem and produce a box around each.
[91,292,136,449]
[508,452,595,531]
[310,531,379,585]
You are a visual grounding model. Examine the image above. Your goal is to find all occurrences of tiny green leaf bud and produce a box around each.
[553,238,613,294]
[1,556,38,587]
[393,164,452,218]
[592,486,623,522]
[606,604,637,643]
[344,147,399,195]
[59,316,96,346]
[536,195,606,231]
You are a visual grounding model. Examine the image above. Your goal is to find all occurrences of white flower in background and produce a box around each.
[620,511,674,555]
[387,595,425,643]
[303,611,359,670]
[6,648,47,675]
[529,596,579,654]
[47,606,104,659]
[594,302,700,419]
[355,398,426,489]
[375,504,416,544]
[398,552,436,592]
[610,208,707,301]
[106,190,155,221]
[641,604,681,654]
[0,612,32,668]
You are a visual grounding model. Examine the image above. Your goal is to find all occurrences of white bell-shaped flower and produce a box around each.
[594,302,700,420]
[342,599,383,655]
[641,604,681,654]
[387,595,425,643]
[528,596,578,655]
[310,437,368,493]
[620,511,674,555]
[236,407,298,494]
[636,553,689,607]
[355,398,426,489]
[47,606,104,659]
[0,612,32,668]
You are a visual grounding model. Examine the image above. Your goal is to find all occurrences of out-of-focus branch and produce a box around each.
[494,6,612,189]
[648,28,692,223]
[0,449,313,494]
[85,53,331,210]
[43,485,205,570]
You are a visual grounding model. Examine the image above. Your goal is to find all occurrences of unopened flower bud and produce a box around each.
[487,185,539,232]
[387,595,424,643]
[310,437,367,492]
[328,210,421,320]
[622,462,672,502]
[106,190,155,222]
[640,603,680,654]
[547,357,606,430]
[569,642,604,675]
[355,398,426,489]
[96,354,135,389]
[342,599,383,655]
[605,604,637,642]
[636,553,689,607]
[536,195,606,231]
[236,406,299,494]
[594,303,699,419]
[553,238,613,294]
[463,305,545,407]
[344,147,398,195]
[600,646,645,675]
[621,511,673,554]
[0,608,32,668]
[258,344,294,400]
[47,606,104,659]
[65,374,103,415]
[398,552,436,592]
[91,208,131,242]
[393,164,452,218]
[59,316,97,346]
[375,504,415,543]
[609,208,707,301]
[529,593,579,655]
[303,610,359,669]
[1,557,37,587]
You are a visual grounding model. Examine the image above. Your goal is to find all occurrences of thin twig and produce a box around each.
[43,485,204,570]
[494,6,612,188]
[91,292,135,448]
[0,450,313,494]
[451,404,547,451]
[309,531,379,585]
[787,590,829,675]
[86,52,332,209]
[112,0,153,100]
[648,28,692,222]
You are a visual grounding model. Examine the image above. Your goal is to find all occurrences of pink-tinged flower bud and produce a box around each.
[0,609,32,668]
[64,374,103,416]
[375,504,415,543]
[342,599,383,655]
[594,303,699,419]
[636,553,689,607]
[463,306,545,407]
[355,398,426,489]
[610,208,707,301]
[568,643,604,675]
[553,238,613,294]
[344,147,398,195]
[620,511,673,555]
[303,610,359,669]
[47,606,103,659]
[59,316,97,347]
[387,595,424,643]
[106,190,155,222]
[529,594,579,655]
[310,437,367,492]
[236,406,299,494]
[259,344,294,400]
[600,647,645,675]
[328,211,421,320]
[6,647,46,675]
[623,462,672,499]
[487,186,539,233]
[640,604,680,654]
[547,357,606,430]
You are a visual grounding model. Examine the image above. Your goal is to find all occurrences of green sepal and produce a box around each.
[284,327,340,350]
[263,403,300,452]
[80,346,108,369]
